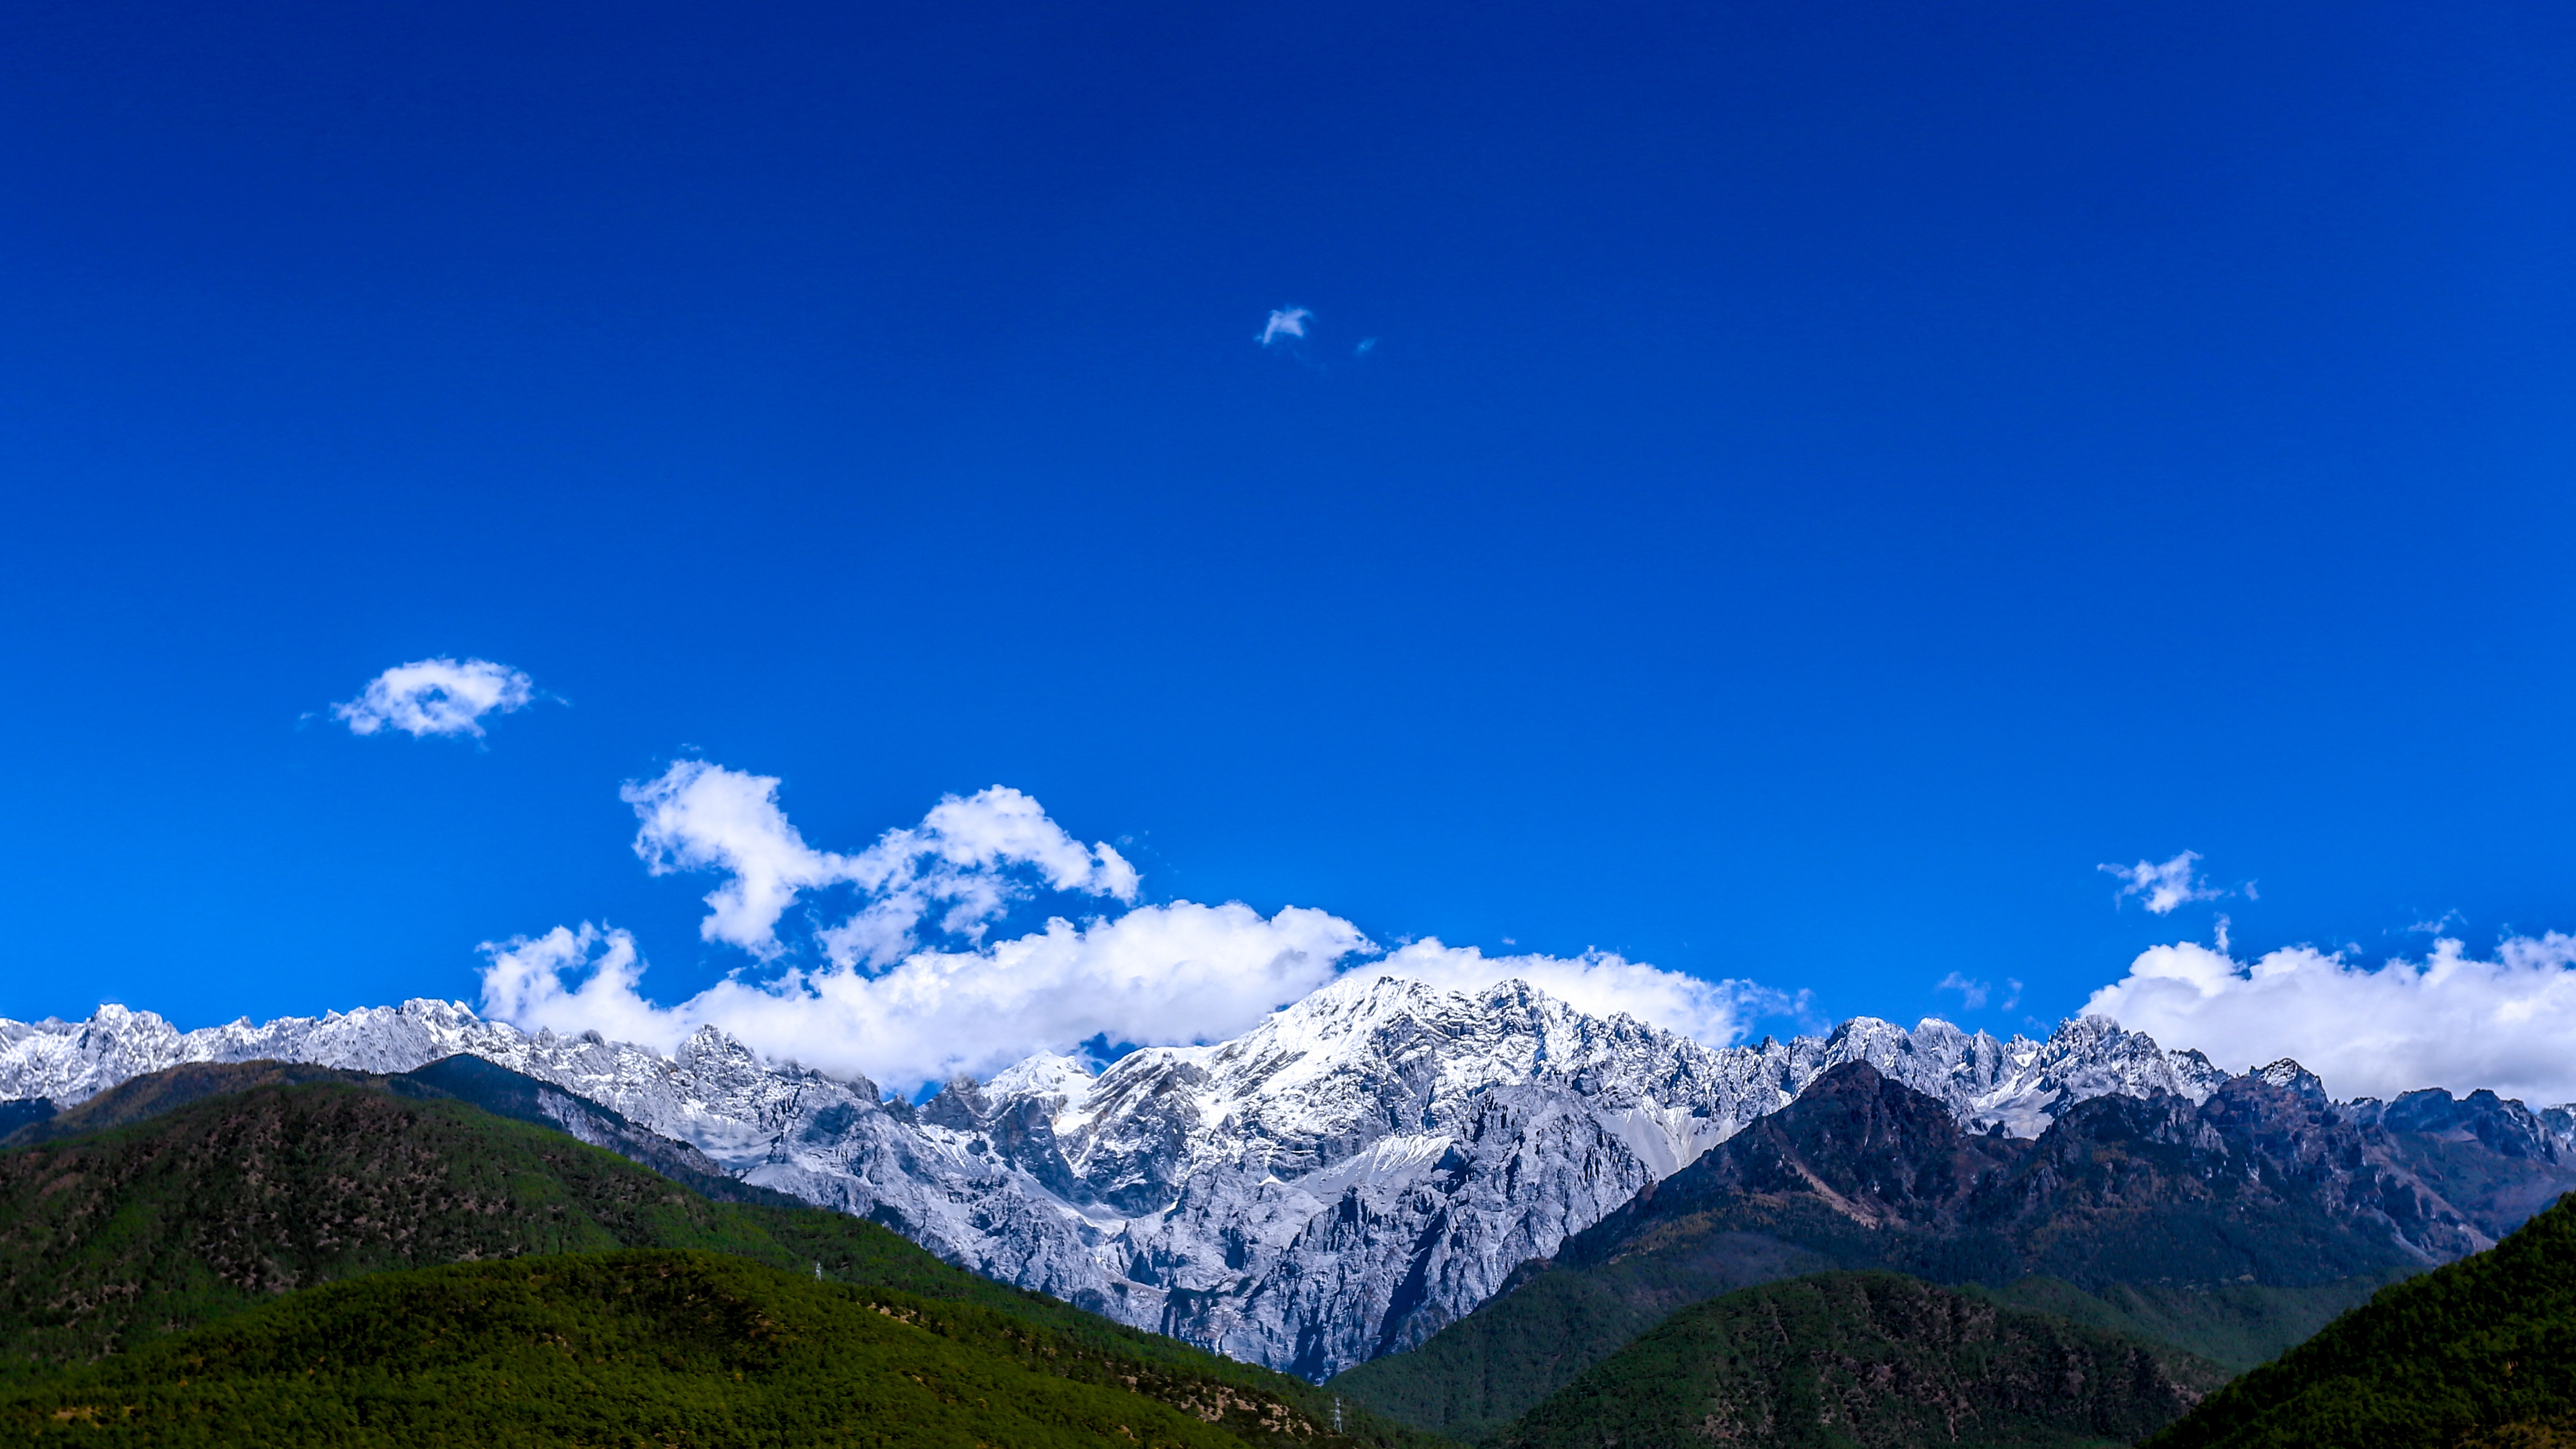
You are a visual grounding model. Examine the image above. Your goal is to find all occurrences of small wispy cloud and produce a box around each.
[1353,337,1378,358]
[1935,972,1991,1010]
[2100,849,2224,915]
[332,657,540,739]
[1256,306,1312,347]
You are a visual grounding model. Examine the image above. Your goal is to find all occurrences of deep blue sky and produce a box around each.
[3,0,2573,1039]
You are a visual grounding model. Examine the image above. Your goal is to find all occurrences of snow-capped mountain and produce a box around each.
[3,977,2553,1379]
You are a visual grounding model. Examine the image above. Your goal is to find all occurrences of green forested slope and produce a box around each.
[1327,1232,1838,1440]
[0,1068,1438,1447]
[0,1250,1293,1447]
[2144,1192,2576,1449]
[1500,1272,2227,1449]
[0,1077,874,1373]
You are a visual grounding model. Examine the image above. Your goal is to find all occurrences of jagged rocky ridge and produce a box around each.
[4,977,2570,1380]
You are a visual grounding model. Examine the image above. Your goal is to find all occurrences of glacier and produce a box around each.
[6,974,2563,1379]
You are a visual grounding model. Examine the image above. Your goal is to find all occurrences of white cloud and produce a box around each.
[478,923,686,1052]
[481,901,1366,1090]
[333,657,537,738]
[2099,849,2223,915]
[624,761,852,959]
[1257,306,1312,346]
[824,784,1140,966]
[619,763,1138,965]
[1935,972,1991,1010]
[481,770,1791,1091]
[1348,940,1794,1046]
[2084,934,2576,1105]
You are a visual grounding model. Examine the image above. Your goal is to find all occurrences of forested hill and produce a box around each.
[0,1250,1310,1447]
[1500,1271,2227,1449]
[2144,1189,2576,1448]
[0,1060,1437,1449]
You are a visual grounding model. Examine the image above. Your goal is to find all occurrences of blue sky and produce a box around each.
[4,0,2575,1080]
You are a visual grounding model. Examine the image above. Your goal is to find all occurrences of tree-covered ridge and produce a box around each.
[1331,1062,2455,1437]
[0,1077,821,1373]
[0,1066,1439,1447]
[0,1250,1306,1447]
[1498,1271,2227,1449]
[2143,1189,2576,1448]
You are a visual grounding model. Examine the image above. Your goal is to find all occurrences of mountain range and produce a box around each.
[7,975,2573,1385]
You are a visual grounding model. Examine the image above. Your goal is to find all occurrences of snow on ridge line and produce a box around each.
[4,976,2569,1133]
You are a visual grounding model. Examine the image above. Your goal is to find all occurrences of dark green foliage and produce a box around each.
[1331,1256,2381,1441]
[0,1250,1292,1447]
[0,1079,794,1374]
[2144,1191,2576,1448]
[0,1068,1442,1448]
[2,1063,374,1149]
[1499,1272,2227,1449]
[1965,1274,2406,1375]
[1329,1234,1837,1440]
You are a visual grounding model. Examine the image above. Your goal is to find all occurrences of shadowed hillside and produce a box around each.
[0,1250,1310,1447]
[1500,1271,2227,1449]
[2144,1190,2576,1448]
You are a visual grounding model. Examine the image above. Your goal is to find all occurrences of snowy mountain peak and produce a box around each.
[2256,1057,2329,1097]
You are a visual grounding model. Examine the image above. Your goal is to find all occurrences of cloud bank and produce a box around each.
[2085,934,2576,1106]
[479,769,1784,1090]
[334,657,538,738]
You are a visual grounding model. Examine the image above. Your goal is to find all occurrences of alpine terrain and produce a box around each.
[7,975,2571,1382]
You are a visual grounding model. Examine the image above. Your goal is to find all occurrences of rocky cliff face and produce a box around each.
[4,978,2565,1380]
